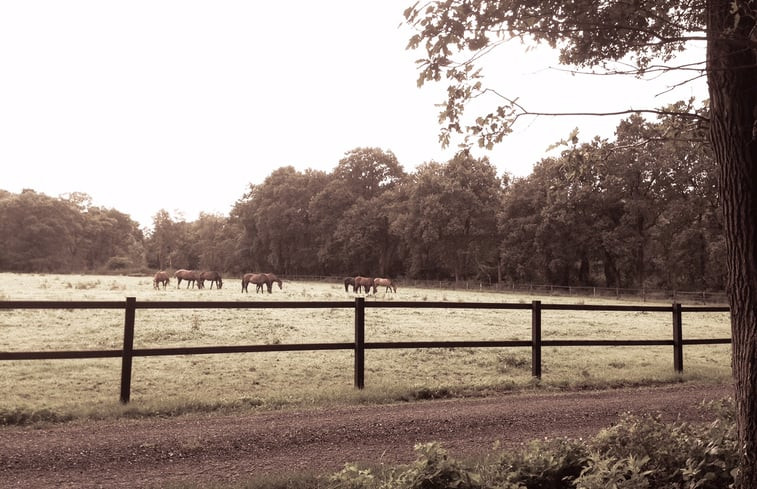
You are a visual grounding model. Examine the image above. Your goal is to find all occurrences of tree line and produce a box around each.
[0,106,723,291]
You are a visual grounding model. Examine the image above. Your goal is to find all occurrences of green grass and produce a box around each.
[0,272,732,425]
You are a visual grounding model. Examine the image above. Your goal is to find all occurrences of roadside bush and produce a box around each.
[572,454,652,489]
[329,443,483,489]
[493,437,588,488]
[324,399,737,489]
[381,443,483,489]
[583,407,737,488]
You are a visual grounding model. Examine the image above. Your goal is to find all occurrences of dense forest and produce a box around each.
[0,107,723,291]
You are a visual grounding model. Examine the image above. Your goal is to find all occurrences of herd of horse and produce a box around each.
[152,270,224,290]
[151,270,281,293]
[241,272,283,293]
[343,276,397,294]
[153,271,397,294]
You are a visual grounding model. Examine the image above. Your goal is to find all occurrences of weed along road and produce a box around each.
[0,383,732,488]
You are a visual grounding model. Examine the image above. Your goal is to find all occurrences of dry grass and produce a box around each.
[0,272,732,420]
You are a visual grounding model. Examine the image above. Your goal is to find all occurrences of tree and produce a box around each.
[0,190,80,272]
[308,178,361,273]
[404,1,756,485]
[309,148,407,275]
[145,210,180,271]
[233,167,328,275]
[76,206,145,271]
[193,212,231,272]
[500,153,601,286]
[397,155,503,281]
[0,190,144,272]
[332,147,405,200]
[501,110,722,290]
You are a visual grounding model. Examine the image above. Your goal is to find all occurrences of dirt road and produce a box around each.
[0,383,732,488]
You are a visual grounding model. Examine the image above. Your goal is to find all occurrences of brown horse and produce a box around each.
[265,273,283,292]
[354,276,376,294]
[373,277,396,293]
[198,271,223,289]
[175,269,201,289]
[242,273,269,293]
[344,277,355,292]
[153,271,170,289]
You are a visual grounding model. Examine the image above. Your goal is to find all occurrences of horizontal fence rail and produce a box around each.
[0,298,732,403]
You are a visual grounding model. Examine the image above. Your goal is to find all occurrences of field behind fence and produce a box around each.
[0,273,733,414]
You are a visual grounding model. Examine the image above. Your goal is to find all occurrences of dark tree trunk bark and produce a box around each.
[578,253,591,285]
[602,250,619,287]
[707,1,757,487]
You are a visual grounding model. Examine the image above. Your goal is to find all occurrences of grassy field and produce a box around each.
[0,272,732,422]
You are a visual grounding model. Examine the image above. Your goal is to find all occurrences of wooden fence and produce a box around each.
[0,298,731,403]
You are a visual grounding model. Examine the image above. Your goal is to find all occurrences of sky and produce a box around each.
[1,1,708,230]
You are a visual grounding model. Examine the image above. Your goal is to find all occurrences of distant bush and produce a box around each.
[105,256,132,270]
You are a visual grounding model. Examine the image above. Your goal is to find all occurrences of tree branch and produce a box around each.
[480,88,709,122]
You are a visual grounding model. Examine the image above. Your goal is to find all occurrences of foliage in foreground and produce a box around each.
[326,399,737,489]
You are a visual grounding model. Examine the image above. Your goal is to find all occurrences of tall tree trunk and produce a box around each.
[578,253,591,285]
[602,250,619,288]
[707,1,757,486]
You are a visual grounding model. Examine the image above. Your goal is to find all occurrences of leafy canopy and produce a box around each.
[403,0,707,150]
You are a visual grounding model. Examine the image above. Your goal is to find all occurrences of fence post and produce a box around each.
[672,302,683,373]
[120,296,136,403]
[531,300,542,379]
[354,297,365,389]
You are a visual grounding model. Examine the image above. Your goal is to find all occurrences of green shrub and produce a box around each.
[494,438,588,488]
[583,405,737,488]
[323,399,736,489]
[328,443,483,489]
[106,256,132,270]
[382,442,483,489]
[573,453,652,489]
[328,464,376,489]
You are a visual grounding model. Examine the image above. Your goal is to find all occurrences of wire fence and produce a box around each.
[280,275,729,304]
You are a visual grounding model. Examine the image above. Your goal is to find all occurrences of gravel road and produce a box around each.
[0,383,733,488]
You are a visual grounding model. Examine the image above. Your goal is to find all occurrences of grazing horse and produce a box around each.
[153,271,170,289]
[242,273,269,293]
[354,276,376,294]
[344,277,355,292]
[175,269,201,289]
[373,277,396,293]
[198,271,223,289]
[265,273,283,292]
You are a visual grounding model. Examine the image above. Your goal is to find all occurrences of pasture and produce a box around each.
[0,273,732,420]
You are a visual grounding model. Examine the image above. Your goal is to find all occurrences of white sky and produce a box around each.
[1,1,708,230]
